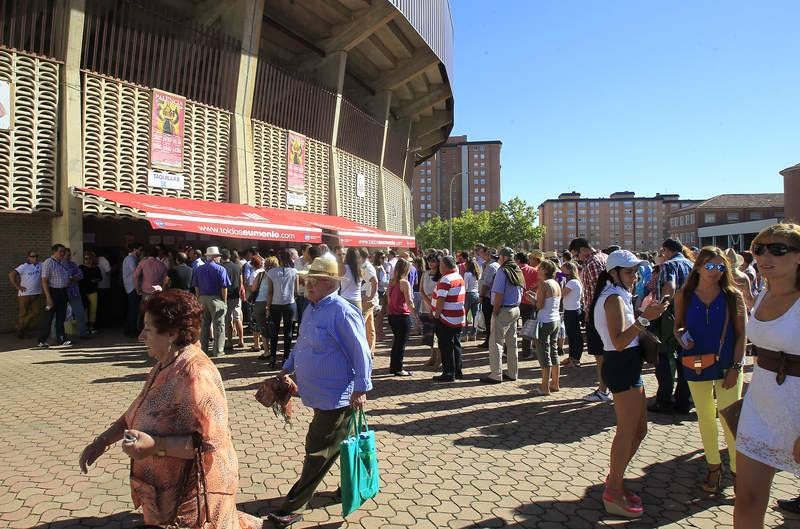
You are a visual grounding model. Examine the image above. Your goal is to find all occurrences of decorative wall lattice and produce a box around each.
[0,49,59,212]
[82,73,230,217]
[383,169,405,234]
[252,119,328,214]
[337,150,378,228]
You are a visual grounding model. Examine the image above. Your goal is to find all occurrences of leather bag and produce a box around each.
[680,302,729,377]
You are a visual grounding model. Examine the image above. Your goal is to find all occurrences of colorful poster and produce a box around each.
[287,131,306,207]
[150,89,185,170]
[0,80,12,130]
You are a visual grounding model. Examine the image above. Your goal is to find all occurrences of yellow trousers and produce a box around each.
[85,292,98,325]
[687,373,743,472]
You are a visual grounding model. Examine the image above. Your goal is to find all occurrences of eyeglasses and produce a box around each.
[703,263,726,273]
[28,254,38,258]
[752,243,800,257]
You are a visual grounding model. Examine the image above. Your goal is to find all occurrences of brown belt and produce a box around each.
[755,346,800,385]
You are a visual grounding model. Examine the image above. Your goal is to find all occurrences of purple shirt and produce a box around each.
[61,259,83,298]
[408,264,418,292]
[491,268,523,306]
[191,261,231,296]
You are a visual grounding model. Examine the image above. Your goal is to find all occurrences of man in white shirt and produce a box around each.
[122,243,143,337]
[8,250,43,339]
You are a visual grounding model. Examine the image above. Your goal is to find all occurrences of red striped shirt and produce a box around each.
[433,272,465,327]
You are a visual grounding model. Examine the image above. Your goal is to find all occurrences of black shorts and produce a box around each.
[601,345,644,394]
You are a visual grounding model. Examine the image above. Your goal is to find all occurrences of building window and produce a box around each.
[704,213,716,224]
[480,154,485,159]
[481,204,487,210]
[481,196,486,202]
[480,178,486,184]
[727,212,739,222]
[750,211,762,220]
[474,179,479,185]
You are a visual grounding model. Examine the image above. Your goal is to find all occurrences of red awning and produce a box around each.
[74,187,322,243]
[290,211,417,248]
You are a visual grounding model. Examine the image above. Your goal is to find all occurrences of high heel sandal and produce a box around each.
[701,465,722,494]
[603,486,643,518]
[605,477,641,506]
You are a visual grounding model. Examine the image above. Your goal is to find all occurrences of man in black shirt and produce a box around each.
[167,252,193,291]
[221,249,245,350]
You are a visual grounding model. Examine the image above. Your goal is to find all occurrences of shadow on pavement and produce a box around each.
[458,449,756,529]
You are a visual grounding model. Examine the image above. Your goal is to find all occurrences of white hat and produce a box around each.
[205,246,221,257]
[606,250,647,271]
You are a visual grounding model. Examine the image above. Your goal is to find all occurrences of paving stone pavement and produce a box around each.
[0,330,797,529]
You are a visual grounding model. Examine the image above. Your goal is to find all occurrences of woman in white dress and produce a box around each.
[734,223,800,529]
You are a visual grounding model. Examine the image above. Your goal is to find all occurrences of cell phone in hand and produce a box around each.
[681,330,693,348]
[660,295,671,305]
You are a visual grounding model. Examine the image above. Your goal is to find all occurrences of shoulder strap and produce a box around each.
[716,300,730,361]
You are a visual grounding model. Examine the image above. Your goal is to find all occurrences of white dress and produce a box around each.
[737,291,800,475]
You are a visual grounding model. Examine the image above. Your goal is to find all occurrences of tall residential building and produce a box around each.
[538,192,703,253]
[412,135,502,224]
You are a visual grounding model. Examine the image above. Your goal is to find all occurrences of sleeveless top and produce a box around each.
[680,291,735,381]
[538,279,562,324]
[387,283,410,315]
[594,282,639,352]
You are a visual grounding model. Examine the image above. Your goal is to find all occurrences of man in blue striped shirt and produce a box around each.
[270,256,372,528]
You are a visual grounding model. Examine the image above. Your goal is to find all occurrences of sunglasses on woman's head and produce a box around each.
[703,263,726,272]
[752,243,800,257]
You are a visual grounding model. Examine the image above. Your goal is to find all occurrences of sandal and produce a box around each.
[531,387,550,397]
[701,465,722,494]
[248,346,260,352]
[603,486,643,518]
[605,477,641,505]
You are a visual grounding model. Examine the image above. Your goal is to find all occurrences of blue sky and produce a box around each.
[449,0,795,207]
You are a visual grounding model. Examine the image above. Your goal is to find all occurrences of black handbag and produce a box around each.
[638,329,661,365]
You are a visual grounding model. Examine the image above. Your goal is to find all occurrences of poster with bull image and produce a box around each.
[150,89,185,170]
[287,131,306,206]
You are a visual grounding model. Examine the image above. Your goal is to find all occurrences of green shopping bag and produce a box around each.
[340,409,380,517]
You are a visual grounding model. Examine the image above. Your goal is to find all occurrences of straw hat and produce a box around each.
[724,248,744,268]
[297,256,341,282]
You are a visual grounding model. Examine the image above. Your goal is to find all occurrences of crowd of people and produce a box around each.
[9,222,800,528]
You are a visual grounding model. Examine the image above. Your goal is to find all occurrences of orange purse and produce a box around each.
[680,304,729,375]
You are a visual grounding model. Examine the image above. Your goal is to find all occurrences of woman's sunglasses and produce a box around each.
[703,263,726,273]
[753,243,800,257]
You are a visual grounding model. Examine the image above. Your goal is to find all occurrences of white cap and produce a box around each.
[606,250,647,271]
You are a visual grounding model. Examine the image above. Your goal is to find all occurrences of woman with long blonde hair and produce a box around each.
[734,223,800,528]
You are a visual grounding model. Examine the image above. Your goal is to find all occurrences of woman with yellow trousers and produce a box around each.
[673,246,747,494]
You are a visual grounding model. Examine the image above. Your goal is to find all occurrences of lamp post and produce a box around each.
[448,170,469,255]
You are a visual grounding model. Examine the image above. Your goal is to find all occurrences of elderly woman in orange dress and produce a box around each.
[79,290,263,529]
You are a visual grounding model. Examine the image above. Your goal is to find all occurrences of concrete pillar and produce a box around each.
[780,164,800,222]
[228,0,264,206]
[368,90,392,230]
[318,51,347,217]
[53,0,85,261]
[396,118,413,234]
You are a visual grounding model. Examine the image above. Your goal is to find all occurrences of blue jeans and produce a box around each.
[68,293,88,336]
[463,292,480,335]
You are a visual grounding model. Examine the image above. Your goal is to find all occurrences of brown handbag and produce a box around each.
[680,302,729,375]
[638,329,661,365]
[719,398,744,437]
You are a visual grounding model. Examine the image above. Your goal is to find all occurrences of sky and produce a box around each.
[449,0,796,207]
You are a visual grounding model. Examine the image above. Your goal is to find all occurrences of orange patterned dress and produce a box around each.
[122,344,263,528]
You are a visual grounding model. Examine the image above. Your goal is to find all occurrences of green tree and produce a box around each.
[414,197,544,252]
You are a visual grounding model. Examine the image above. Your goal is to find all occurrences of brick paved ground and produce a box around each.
[0,330,797,529]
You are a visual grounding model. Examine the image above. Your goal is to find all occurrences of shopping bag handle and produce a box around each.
[348,409,370,436]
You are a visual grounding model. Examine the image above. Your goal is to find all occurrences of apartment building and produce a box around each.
[538,191,702,252]
[412,135,502,224]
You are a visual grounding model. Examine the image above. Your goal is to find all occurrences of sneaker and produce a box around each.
[583,389,611,402]
[37,341,49,349]
[58,339,72,346]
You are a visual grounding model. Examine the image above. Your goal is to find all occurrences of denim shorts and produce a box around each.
[601,345,644,394]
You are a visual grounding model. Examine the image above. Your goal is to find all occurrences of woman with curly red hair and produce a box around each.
[78,290,262,528]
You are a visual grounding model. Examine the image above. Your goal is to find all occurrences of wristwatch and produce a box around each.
[732,361,743,371]
[636,316,650,328]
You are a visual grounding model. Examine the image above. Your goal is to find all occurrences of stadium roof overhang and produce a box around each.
[166,0,454,167]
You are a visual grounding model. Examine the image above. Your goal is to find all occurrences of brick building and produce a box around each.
[538,192,701,253]
[412,135,502,224]
[668,193,785,251]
